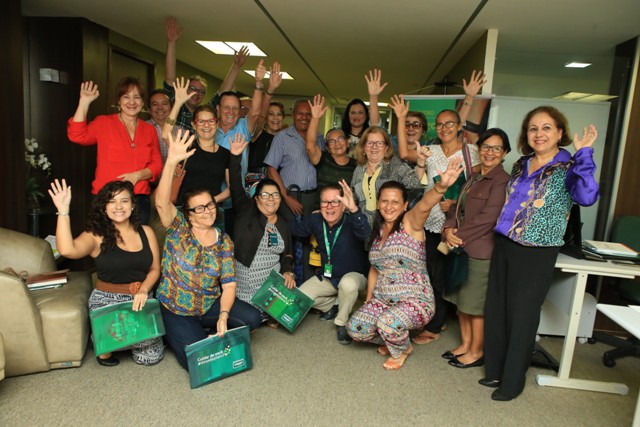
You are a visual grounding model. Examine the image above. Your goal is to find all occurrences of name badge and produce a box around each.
[323,264,333,278]
[268,231,278,247]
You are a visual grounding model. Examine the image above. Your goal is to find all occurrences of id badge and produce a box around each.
[268,231,278,247]
[323,263,333,278]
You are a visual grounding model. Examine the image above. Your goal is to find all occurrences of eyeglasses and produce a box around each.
[186,201,216,214]
[480,144,504,154]
[258,192,281,200]
[365,140,386,147]
[405,121,423,130]
[435,121,459,130]
[188,86,206,96]
[195,118,218,127]
[320,200,341,207]
[327,136,346,145]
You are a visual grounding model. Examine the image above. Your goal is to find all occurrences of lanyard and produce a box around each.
[322,218,344,264]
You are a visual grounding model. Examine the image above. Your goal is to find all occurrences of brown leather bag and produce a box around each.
[170,159,187,204]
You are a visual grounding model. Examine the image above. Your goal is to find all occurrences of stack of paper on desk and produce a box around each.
[582,240,639,258]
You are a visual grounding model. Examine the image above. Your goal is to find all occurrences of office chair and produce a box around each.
[599,216,640,367]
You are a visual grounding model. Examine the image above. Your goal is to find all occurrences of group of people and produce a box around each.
[53,17,600,402]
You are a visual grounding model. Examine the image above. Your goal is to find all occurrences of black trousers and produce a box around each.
[425,231,447,333]
[483,235,559,398]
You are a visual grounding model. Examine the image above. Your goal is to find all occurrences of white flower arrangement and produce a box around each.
[24,138,53,207]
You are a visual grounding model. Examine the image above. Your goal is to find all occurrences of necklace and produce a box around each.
[118,113,137,149]
[199,140,216,150]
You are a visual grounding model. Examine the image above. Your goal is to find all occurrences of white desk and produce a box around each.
[596,304,640,427]
[536,253,640,393]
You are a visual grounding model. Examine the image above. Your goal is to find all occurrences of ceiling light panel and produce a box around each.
[244,70,294,80]
[565,62,592,68]
[196,41,267,57]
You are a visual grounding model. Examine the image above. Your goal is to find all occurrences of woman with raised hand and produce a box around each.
[482,106,599,401]
[48,179,163,367]
[155,130,261,370]
[346,157,464,370]
[161,77,230,209]
[67,78,162,224]
[228,133,296,322]
[306,94,357,192]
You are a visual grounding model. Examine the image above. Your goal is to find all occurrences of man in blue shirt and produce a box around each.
[291,181,370,344]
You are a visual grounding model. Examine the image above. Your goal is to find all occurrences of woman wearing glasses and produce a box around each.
[154,131,261,370]
[227,134,296,322]
[306,95,357,193]
[350,125,421,227]
[437,129,511,369]
[163,77,230,209]
[411,106,481,345]
[67,78,162,225]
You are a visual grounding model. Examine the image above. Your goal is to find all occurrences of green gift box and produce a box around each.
[90,299,165,356]
[185,326,253,389]
[251,270,314,332]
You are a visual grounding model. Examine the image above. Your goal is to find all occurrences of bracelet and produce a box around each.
[416,163,425,168]
[165,117,176,126]
[433,184,447,195]
[463,100,473,106]
[266,90,274,96]
[219,310,229,316]
[56,211,70,216]
[255,85,264,91]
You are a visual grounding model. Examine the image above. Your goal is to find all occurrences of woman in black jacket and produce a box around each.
[228,134,296,322]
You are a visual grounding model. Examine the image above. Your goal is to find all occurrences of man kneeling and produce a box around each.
[291,181,370,344]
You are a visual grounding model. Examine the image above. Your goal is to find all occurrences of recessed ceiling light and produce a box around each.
[565,62,592,68]
[364,101,389,107]
[196,41,266,57]
[244,70,294,80]
[553,91,617,102]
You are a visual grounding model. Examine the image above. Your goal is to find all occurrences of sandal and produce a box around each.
[383,345,413,370]
[411,330,440,345]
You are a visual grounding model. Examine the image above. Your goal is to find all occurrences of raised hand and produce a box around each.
[417,145,432,163]
[337,179,357,213]
[435,156,464,189]
[167,129,196,163]
[308,94,328,119]
[389,94,409,119]
[48,179,72,213]
[79,81,100,104]
[229,132,249,156]
[463,70,486,98]
[255,59,267,81]
[165,17,182,42]
[268,61,283,92]
[234,45,250,68]
[365,69,388,96]
[573,124,597,151]
[173,76,195,106]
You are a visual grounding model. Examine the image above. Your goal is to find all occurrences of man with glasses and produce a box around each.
[292,181,370,344]
[162,17,250,134]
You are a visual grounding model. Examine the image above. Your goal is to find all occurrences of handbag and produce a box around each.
[444,247,469,295]
[169,159,187,204]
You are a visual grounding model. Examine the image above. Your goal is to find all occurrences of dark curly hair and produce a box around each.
[368,181,408,248]
[86,180,140,251]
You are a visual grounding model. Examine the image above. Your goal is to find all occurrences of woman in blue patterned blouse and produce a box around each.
[482,106,599,401]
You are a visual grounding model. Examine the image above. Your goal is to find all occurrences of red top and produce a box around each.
[67,114,162,195]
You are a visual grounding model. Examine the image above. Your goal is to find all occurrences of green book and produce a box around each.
[251,270,314,332]
[90,299,165,356]
[185,326,253,389]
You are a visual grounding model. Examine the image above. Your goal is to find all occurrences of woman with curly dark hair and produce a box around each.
[48,179,163,367]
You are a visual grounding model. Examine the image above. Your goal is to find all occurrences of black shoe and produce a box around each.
[336,326,352,345]
[478,378,501,388]
[96,355,119,367]
[319,305,339,321]
[441,350,465,360]
[491,389,513,401]
[448,356,484,368]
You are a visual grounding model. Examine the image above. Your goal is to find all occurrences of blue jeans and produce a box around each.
[160,298,261,370]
